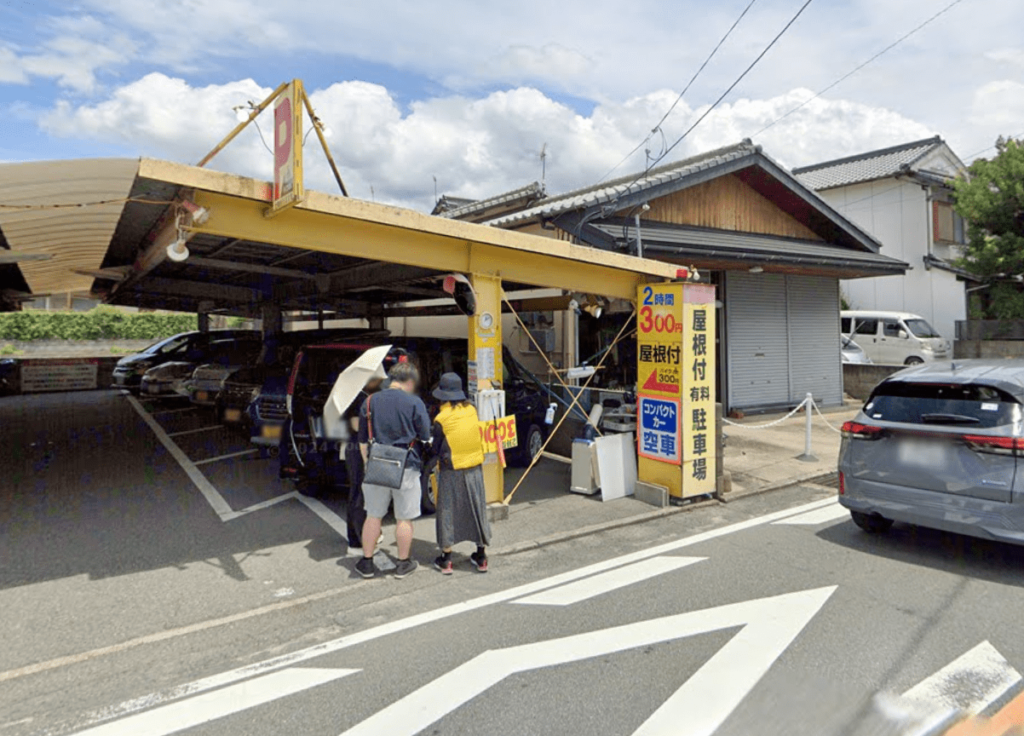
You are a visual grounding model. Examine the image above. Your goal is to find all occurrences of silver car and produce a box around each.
[841,335,872,364]
[839,360,1024,545]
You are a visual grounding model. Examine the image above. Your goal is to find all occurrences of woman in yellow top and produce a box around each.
[430,372,492,574]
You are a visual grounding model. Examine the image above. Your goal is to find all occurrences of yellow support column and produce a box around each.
[468,273,504,504]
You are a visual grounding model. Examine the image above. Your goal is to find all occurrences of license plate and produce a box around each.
[147,384,161,395]
[898,437,947,468]
[224,408,241,423]
[261,425,282,440]
[195,391,208,402]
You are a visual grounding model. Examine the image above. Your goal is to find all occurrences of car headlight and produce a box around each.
[133,361,153,374]
[922,344,934,352]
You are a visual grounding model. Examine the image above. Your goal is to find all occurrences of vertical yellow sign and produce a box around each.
[681,285,716,496]
[637,282,716,498]
[271,79,304,214]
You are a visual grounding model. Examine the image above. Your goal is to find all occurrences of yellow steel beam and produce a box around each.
[186,189,670,300]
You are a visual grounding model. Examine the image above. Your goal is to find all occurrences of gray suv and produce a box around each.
[839,360,1024,545]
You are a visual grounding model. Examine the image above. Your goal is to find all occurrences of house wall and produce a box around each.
[816,179,965,341]
[642,174,823,241]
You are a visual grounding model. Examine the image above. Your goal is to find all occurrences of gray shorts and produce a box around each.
[363,468,422,521]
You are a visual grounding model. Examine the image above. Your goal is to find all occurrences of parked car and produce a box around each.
[140,337,261,397]
[840,335,872,365]
[0,358,17,396]
[183,339,264,406]
[218,328,387,429]
[841,311,950,365]
[838,360,1024,545]
[112,329,259,390]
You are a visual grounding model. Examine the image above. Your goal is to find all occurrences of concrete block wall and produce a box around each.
[953,340,1024,360]
[842,364,904,401]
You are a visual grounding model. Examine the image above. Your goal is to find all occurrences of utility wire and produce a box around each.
[753,0,966,137]
[598,0,759,183]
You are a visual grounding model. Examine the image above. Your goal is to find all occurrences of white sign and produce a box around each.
[21,359,98,393]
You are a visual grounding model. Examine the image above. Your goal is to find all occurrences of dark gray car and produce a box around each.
[839,360,1024,545]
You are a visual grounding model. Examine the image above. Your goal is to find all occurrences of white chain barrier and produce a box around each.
[811,399,844,434]
[721,398,809,429]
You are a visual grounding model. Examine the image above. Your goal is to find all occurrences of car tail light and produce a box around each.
[962,435,1024,456]
[838,471,844,495]
[841,421,883,440]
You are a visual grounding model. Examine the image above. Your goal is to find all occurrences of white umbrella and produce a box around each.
[322,344,392,440]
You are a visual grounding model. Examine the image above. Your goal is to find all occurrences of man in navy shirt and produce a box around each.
[356,361,431,579]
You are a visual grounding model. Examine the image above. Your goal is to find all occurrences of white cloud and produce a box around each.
[985,48,1024,67]
[969,80,1024,136]
[40,74,933,212]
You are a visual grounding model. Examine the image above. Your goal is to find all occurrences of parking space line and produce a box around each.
[128,395,235,519]
[222,492,300,521]
[193,449,259,466]
[296,495,350,538]
[167,425,224,438]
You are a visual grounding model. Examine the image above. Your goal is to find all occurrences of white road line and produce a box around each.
[167,425,224,438]
[902,641,1022,715]
[222,492,300,521]
[74,668,358,736]
[340,586,837,736]
[772,500,848,526]
[126,395,234,520]
[513,556,706,606]
[193,448,259,466]
[66,495,837,733]
[297,494,351,538]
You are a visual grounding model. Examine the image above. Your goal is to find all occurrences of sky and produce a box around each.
[1,0,1022,212]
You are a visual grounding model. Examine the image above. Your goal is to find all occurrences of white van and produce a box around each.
[840,311,951,365]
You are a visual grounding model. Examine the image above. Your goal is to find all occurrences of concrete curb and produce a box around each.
[492,470,836,557]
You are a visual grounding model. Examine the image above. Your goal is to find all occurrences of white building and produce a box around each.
[793,136,972,341]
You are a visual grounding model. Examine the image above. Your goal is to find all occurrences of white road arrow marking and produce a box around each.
[73,667,359,736]
[773,500,848,526]
[513,556,706,606]
[339,586,837,736]
[902,640,1021,715]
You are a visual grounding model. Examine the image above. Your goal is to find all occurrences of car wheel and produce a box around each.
[904,356,924,365]
[511,424,545,467]
[420,473,436,515]
[851,511,893,533]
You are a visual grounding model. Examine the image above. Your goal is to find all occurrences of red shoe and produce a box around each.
[433,556,453,575]
[470,552,488,573]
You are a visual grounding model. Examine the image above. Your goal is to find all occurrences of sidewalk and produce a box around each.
[383,402,857,560]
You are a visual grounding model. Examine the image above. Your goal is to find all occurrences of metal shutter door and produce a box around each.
[786,275,842,405]
[726,272,790,410]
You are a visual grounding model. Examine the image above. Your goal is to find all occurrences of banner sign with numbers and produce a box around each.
[637,282,716,498]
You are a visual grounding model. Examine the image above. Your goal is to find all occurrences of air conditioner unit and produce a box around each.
[525,327,556,353]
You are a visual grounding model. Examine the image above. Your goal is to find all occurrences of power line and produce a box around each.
[598,0,759,183]
[753,0,965,137]
[655,0,816,168]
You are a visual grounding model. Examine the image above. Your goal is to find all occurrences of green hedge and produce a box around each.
[0,307,197,341]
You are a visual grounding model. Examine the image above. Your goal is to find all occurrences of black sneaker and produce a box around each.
[470,552,488,573]
[433,556,453,575]
[355,557,376,579]
[394,559,418,579]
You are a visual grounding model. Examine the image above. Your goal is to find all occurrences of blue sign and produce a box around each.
[638,395,681,464]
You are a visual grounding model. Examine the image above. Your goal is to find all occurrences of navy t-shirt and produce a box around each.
[358,388,432,470]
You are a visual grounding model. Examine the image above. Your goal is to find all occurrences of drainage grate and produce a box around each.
[809,471,839,489]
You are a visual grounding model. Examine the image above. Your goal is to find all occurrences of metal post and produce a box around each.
[796,392,818,462]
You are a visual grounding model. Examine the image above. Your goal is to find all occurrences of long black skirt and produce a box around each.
[436,465,492,549]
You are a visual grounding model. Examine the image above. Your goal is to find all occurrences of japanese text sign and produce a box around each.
[638,396,680,464]
[478,415,519,454]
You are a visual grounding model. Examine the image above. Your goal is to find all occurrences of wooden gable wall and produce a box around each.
[640,174,823,241]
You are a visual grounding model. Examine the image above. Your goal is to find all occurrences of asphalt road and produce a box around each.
[3,392,1024,735]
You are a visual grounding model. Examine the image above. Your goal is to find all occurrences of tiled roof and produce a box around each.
[792,136,943,191]
[431,195,476,215]
[438,181,545,221]
[485,141,759,227]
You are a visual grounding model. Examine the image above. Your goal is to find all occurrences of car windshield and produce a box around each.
[905,318,940,338]
[841,336,858,351]
[865,381,1021,428]
[150,335,191,355]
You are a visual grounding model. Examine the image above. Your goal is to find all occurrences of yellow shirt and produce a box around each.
[434,402,485,469]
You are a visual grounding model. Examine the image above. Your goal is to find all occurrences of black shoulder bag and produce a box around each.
[363,393,413,489]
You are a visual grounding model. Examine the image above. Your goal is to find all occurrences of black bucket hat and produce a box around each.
[432,372,467,402]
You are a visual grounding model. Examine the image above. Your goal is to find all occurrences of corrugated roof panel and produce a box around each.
[0,159,139,294]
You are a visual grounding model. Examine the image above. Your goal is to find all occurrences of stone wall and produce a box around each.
[0,339,154,358]
[0,357,121,395]
[843,364,904,401]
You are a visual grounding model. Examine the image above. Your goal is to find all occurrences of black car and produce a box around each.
[112,329,259,390]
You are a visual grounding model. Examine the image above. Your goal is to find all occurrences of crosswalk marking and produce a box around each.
[512,556,705,606]
[903,641,1021,715]
[773,501,848,526]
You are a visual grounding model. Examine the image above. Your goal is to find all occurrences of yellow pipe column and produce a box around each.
[468,273,504,504]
